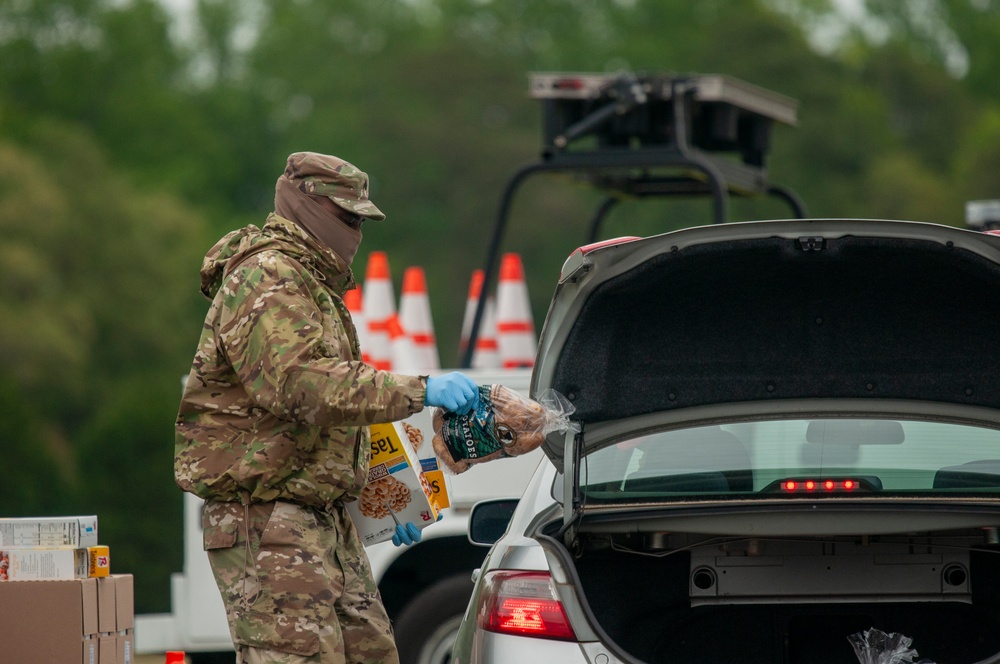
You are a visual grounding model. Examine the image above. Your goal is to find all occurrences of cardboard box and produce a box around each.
[0,515,99,548]
[97,574,134,633]
[114,574,135,630]
[99,634,117,664]
[97,576,117,633]
[0,577,99,663]
[348,422,442,545]
[117,629,134,664]
[0,546,109,581]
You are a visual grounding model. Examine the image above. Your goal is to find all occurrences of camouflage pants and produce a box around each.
[203,499,398,664]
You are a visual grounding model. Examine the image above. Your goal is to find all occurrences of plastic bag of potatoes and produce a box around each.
[431,385,579,474]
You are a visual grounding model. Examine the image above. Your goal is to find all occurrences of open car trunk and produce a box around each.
[519,220,1000,662]
[541,522,1000,664]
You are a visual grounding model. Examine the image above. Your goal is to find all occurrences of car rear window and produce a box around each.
[579,418,1000,502]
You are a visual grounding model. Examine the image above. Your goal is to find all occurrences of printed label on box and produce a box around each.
[89,546,110,578]
[420,458,450,509]
[0,516,98,549]
[347,422,442,546]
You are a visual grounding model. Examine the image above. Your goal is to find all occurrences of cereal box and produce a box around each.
[399,416,450,509]
[419,457,450,509]
[347,421,443,546]
[0,546,110,581]
[0,515,99,549]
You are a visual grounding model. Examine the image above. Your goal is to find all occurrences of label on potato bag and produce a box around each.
[440,385,506,462]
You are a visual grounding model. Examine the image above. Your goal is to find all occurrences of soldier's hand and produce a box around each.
[392,522,422,547]
[426,373,479,415]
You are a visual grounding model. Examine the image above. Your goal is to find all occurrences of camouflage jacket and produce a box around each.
[174,214,426,512]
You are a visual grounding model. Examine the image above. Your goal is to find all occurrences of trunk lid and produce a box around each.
[532,219,1000,467]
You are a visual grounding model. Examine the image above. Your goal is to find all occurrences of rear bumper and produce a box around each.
[451,629,620,664]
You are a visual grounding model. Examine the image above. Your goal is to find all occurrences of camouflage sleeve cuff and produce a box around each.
[381,371,428,418]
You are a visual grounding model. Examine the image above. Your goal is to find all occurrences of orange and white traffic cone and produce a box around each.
[343,286,372,364]
[362,251,395,370]
[459,269,484,359]
[399,266,440,371]
[474,293,500,369]
[387,313,422,374]
[459,270,499,369]
[495,253,536,368]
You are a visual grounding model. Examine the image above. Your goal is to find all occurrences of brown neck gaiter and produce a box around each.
[274,175,362,265]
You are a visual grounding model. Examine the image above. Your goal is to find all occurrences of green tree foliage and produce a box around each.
[75,369,186,613]
[0,140,94,402]
[0,125,206,610]
[771,0,1000,214]
[0,373,72,516]
[953,108,1000,200]
[2,0,1000,614]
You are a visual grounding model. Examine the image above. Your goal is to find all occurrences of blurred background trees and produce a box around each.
[2,0,999,612]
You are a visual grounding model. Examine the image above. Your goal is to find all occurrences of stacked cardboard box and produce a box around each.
[0,516,133,663]
[0,577,99,662]
[98,574,135,664]
[0,574,135,664]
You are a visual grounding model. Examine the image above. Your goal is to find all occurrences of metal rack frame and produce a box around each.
[460,72,807,368]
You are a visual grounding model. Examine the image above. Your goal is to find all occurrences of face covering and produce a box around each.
[274,174,362,265]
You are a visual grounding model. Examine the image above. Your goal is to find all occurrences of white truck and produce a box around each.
[134,368,539,664]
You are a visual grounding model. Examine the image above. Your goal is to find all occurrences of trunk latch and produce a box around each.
[797,236,826,252]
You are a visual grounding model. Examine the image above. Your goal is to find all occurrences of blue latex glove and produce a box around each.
[391,514,443,547]
[425,372,480,415]
[392,522,422,547]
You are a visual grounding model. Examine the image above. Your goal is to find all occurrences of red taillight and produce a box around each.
[477,571,576,641]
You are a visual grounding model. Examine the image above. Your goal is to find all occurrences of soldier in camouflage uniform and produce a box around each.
[175,152,480,664]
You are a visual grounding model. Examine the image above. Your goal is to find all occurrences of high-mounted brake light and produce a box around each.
[553,78,585,91]
[477,571,576,641]
[779,478,863,493]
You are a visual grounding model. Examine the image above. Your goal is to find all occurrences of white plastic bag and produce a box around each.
[848,628,935,664]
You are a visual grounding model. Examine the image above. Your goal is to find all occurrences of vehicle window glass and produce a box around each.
[579,419,1000,502]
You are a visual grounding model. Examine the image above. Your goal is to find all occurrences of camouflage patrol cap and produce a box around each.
[284,152,386,221]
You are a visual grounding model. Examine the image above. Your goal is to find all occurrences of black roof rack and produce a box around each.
[460,71,807,368]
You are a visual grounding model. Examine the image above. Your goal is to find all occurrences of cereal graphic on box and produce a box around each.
[402,421,423,452]
[359,475,412,519]
[346,421,443,546]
